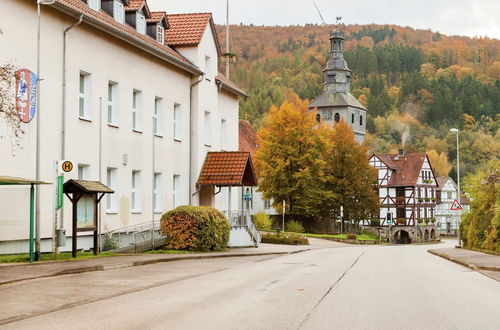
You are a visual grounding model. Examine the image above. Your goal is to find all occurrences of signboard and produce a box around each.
[76,194,96,230]
[61,161,73,173]
[450,199,463,211]
[56,175,64,210]
[15,69,37,123]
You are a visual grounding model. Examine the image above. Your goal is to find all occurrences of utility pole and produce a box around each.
[225,0,230,78]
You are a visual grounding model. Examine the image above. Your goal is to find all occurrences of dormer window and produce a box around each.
[113,0,124,23]
[88,0,100,11]
[156,24,164,44]
[136,12,146,34]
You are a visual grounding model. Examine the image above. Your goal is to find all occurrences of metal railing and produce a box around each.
[102,221,164,252]
[225,210,261,246]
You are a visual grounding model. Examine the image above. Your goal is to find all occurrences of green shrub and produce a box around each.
[370,219,380,226]
[160,206,230,251]
[287,220,305,233]
[261,232,308,245]
[346,233,357,240]
[253,212,273,230]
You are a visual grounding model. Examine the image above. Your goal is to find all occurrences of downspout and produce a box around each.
[189,74,203,205]
[60,14,83,232]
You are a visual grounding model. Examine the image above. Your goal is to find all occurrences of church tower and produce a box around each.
[309,28,367,143]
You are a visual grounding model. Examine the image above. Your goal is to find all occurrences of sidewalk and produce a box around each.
[428,248,500,281]
[0,238,342,285]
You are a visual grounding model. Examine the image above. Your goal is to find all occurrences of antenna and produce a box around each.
[311,0,326,25]
[226,0,230,77]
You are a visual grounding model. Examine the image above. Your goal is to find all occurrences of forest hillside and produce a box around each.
[216,24,500,179]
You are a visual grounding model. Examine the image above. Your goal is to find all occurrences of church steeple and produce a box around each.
[324,28,351,93]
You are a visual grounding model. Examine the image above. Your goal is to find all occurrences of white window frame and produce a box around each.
[106,168,118,213]
[107,81,119,126]
[136,11,146,35]
[173,174,180,208]
[154,97,163,136]
[221,118,227,150]
[204,111,211,146]
[113,0,124,23]
[131,170,141,213]
[132,90,142,131]
[79,72,91,120]
[153,173,163,213]
[88,0,100,11]
[77,164,90,180]
[173,103,181,141]
[156,24,165,45]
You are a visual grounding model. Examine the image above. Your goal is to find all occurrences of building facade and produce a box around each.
[435,177,469,235]
[0,0,247,253]
[309,28,366,143]
[368,150,438,243]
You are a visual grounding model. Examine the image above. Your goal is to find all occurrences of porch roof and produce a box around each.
[197,151,257,187]
[63,179,114,194]
[0,176,51,185]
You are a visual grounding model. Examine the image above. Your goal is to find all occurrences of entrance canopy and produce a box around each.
[197,151,257,187]
[0,175,50,186]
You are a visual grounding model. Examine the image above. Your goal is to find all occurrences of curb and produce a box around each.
[0,249,311,286]
[427,249,500,272]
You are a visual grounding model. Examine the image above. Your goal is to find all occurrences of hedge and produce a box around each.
[160,206,230,251]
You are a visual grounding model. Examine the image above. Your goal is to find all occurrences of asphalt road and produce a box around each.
[1,240,499,330]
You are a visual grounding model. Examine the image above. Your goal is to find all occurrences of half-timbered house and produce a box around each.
[368,149,438,243]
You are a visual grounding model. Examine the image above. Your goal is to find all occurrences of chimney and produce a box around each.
[398,149,405,157]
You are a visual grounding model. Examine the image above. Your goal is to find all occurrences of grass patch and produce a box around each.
[305,231,377,241]
[0,251,117,263]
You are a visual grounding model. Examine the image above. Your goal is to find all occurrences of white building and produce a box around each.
[435,177,469,235]
[0,0,252,254]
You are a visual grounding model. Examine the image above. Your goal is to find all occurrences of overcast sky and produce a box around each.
[148,0,500,39]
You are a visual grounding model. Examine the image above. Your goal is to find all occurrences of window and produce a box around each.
[77,164,89,180]
[79,72,91,119]
[351,113,354,124]
[132,90,142,131]
[156,24,165,44]
[204,111,211,146]
[173,174,180,208]
[153,173,162,213]
[334,113,340,123]
[360,115,363,126]
[106,168,117,212]
[88,0,100,11]
[205,55,211,79]
[136,12,146,34]
[131,170,141,212]
[113,0,124,23]
[173,103,181,141]
[264,199,272,209]
[154,97,163,136]
[107,82,118,125]
[220,119,227,150]
[447,191,452,200]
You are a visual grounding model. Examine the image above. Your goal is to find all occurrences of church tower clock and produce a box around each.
[309,28,367,143]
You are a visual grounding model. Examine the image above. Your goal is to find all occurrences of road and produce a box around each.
[1,240,499,330]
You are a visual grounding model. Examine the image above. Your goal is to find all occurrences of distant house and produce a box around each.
[435,177,470,235]
[368,149,438,243]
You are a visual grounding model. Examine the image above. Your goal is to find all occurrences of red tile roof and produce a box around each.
[166,13,221,55]
[215,73,247,98]
[239,120,257,156]
[372,152,437,187]
[198,152,257,186]
[126,0,150,15]
[52,0,200,74]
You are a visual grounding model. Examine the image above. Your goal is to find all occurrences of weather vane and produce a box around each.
[336,16,342,27]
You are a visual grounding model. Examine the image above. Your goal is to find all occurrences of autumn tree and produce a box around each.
[427,149,452,177]
[321,120,379,231]
[255,93,324,217]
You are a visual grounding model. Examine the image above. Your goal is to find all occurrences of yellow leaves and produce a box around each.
[427,149,452,177]
[486,61,500,79]
[357,94,368,107]
[420,63,436,78]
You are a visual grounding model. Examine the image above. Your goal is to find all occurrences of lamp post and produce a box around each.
[35,0,56,261]
[450,128,461,247]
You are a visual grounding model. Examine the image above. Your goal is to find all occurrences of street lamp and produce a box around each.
[35,0,56,260]
[450,128,461,247]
